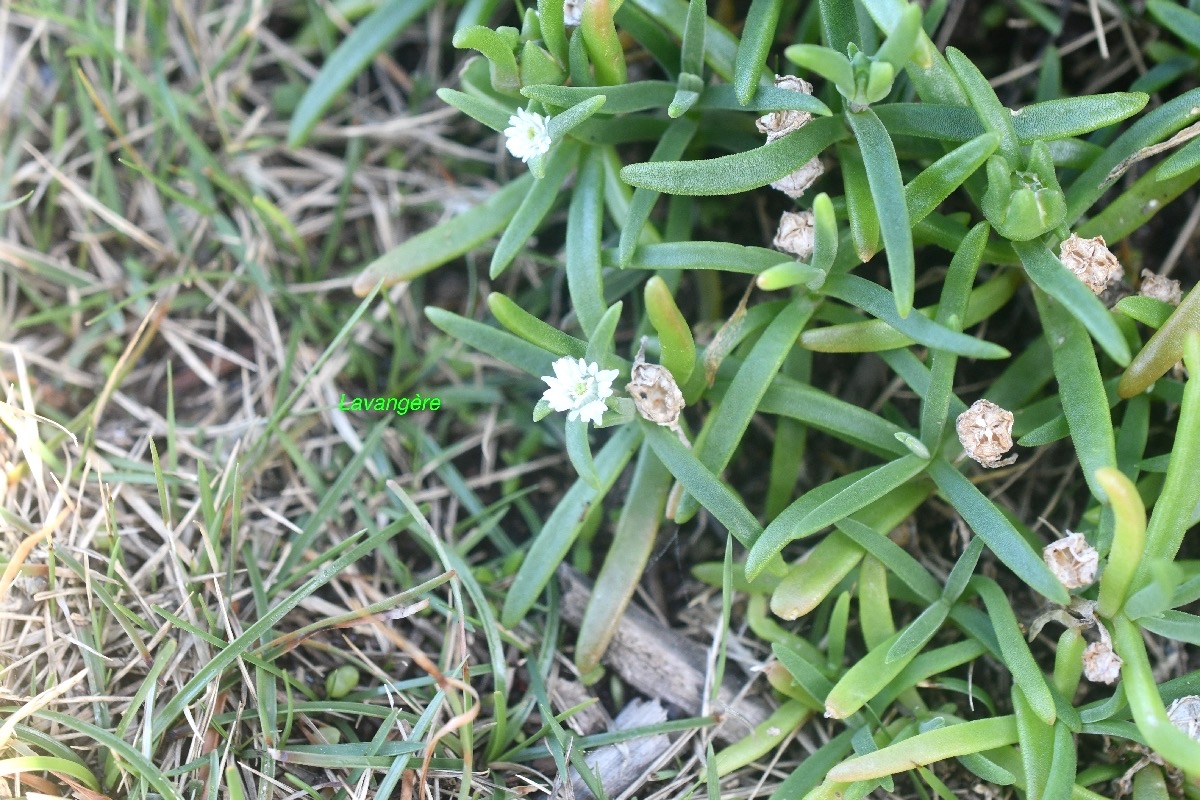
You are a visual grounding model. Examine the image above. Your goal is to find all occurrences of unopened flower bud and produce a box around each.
[773,211,815,259]
[627,340,685,430]
[956,399,1016,469]
[1082,639,1122,684]
[770,157,823,199]
[755,75,815,142]
[1043,531,1098,590]
[1138,269,1182,306]
[1167,695,1200,741]
[1059,233,1123,295]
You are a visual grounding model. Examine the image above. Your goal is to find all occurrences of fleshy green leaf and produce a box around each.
[1014,240,1131,367]
[620,115,846,195]
[643,423,764,546]
[501,425,642,627]
[822,273,1009,359]
[846,107,914,317]
[733,0,784,104]
[928,460,1070,604]
[1031,286,1119,501]
[354,173,533,292]
[491,141,581,278]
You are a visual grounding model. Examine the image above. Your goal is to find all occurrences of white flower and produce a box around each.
[504,109,552,163]
[563,0,583,27]
[541,357,619,426]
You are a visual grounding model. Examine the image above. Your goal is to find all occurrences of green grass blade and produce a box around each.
[288,0,436,146]
[501,424,642,627]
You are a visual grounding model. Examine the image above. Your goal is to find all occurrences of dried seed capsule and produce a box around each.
[627,342,685,430]
[772,210,816,260]
[755,75,815,142]
[1042,531,1099,590]
[1138,269,1183,306]
[956,399,1016,468]
[1059,233,1123,295]
[770,157,824,199]
[1166,695,1200,741]
[1082,639,1122,684]
[563,0,583,26]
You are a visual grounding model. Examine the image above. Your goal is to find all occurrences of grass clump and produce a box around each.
[3,0,1200,798]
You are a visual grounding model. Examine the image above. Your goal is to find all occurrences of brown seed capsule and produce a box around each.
[1138,269,1183,306]
[956,399,1016,469]
[1166,695,1200,741]
[627,340,685,430]
[1082,639,1122,685]
[755,75,815,142]
[1043,531,1099,590]
[1059,233,1123,295]
[563,0,583,25]
[772,210,816,260]
[770,157,824,199]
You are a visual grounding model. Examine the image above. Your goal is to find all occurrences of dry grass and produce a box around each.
[0,1,534,796]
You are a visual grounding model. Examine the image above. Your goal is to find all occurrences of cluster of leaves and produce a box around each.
[313,0,1200,794]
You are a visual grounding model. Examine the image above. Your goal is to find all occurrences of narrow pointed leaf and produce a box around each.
[929,460,1070,604]
[620,115,845,195]
[501,425,642,627]
[733,0,784,104]
[354,173,533,292]
[491,142,581,278]
[1014,240,1131,366]
[846,107,914,317]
